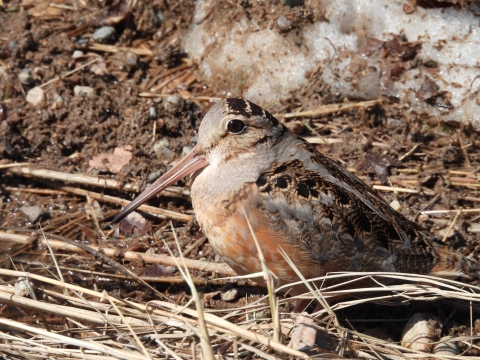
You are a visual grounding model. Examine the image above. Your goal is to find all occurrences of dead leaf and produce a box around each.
[118,211,151,237]
[144,264,176,277]
[416,77,440,101]
[89,147,133,174]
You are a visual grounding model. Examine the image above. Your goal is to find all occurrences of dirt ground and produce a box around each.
[1,0,480,358]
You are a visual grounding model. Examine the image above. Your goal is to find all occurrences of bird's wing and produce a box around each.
[255,140,477,278]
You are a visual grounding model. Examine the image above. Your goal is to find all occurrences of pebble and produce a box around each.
[390,199,401,211]
[277,15,293,32]
[19,205,49,222]
[153,138,175,161]
[14,277,33,297]
[164,95,183,114]
[26,87,45,106]
[401,313,442,352]
[147,169,163,183]
[125,51,138,67]
[153,138,170,149]
[72,50,84,59]
[289,314,338,351]
[149,106,157,119]
[221,289,238,302]
[18,71,34,85]
[54,94,63,104]
[433,336,459,356]
[182,146,192,156]
[92,26,116,41]
[74,85,94,97]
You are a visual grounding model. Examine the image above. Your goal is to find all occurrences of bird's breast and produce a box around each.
[191,178,323,294]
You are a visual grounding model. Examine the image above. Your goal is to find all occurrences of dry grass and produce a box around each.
[0,253,479,359]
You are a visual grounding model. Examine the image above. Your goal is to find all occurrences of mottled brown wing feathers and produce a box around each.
[255,141,478,279]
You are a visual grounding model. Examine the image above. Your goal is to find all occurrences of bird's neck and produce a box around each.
[191,147,272,205]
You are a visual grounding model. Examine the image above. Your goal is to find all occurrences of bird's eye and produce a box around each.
[227,119,246,134]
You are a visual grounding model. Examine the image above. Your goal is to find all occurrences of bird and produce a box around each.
[112,98,478,296]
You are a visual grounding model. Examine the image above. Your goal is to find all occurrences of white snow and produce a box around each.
[183,0,480,126]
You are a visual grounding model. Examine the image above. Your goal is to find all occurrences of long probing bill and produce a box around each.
[111,145,209,224]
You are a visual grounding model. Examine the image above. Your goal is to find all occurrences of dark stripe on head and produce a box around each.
[263,110,279,126]
[226,98,280,127]
[248,101,265,117]
[226,98,251,117]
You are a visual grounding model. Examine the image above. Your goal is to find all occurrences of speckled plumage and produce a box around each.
[113,98,479,295]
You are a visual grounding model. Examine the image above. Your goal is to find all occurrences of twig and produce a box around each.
[398,143,420,161]
[421,209,480,215]
[40,59,99,88]
[0,162,30,169]
[457,129,472,168]
[5,165,189,197]
[441,208,462,242]
[0,230,236,276]
[59,185,191,222]
[372,185,419,194]
[301,121,329,145]
[182,236,207,257]
[89,43,153,56]
[274,99,383,118]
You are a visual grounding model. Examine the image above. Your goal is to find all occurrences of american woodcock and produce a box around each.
[113,98,479,295]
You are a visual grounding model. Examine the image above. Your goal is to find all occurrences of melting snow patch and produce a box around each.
[183,0,480,127]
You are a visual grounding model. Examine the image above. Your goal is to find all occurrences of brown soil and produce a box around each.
[1,0,479,357]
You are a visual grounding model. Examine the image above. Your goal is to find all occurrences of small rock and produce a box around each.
[125,51,138,67]
[26,87,45,107]
[72,50,84,59]
[92,26,116,41]
[221,289,238,302]
[182,146,192,156]
[215,254,222,262]
[153,138,175,161]
[433,336,459,356]
[199,257,206,261]
[90,62,108,76]
[401,313,442,352]
[289,314,337,351]
[54,94,63,104]
[390,199,401,211]
[18,71,34,85]
[164,95,183,114]
[277,15,294,32]
[283,0,304,6]
[74,85,94,97]
[19,205,49,222]
[147,169,163,183]
[113,51,138,71]
[191,136,198,144]
[14,277,33,297]
[75,38,89,46]
[154,138,170,149]
[149,106,157,119]
[156,147,175,162]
